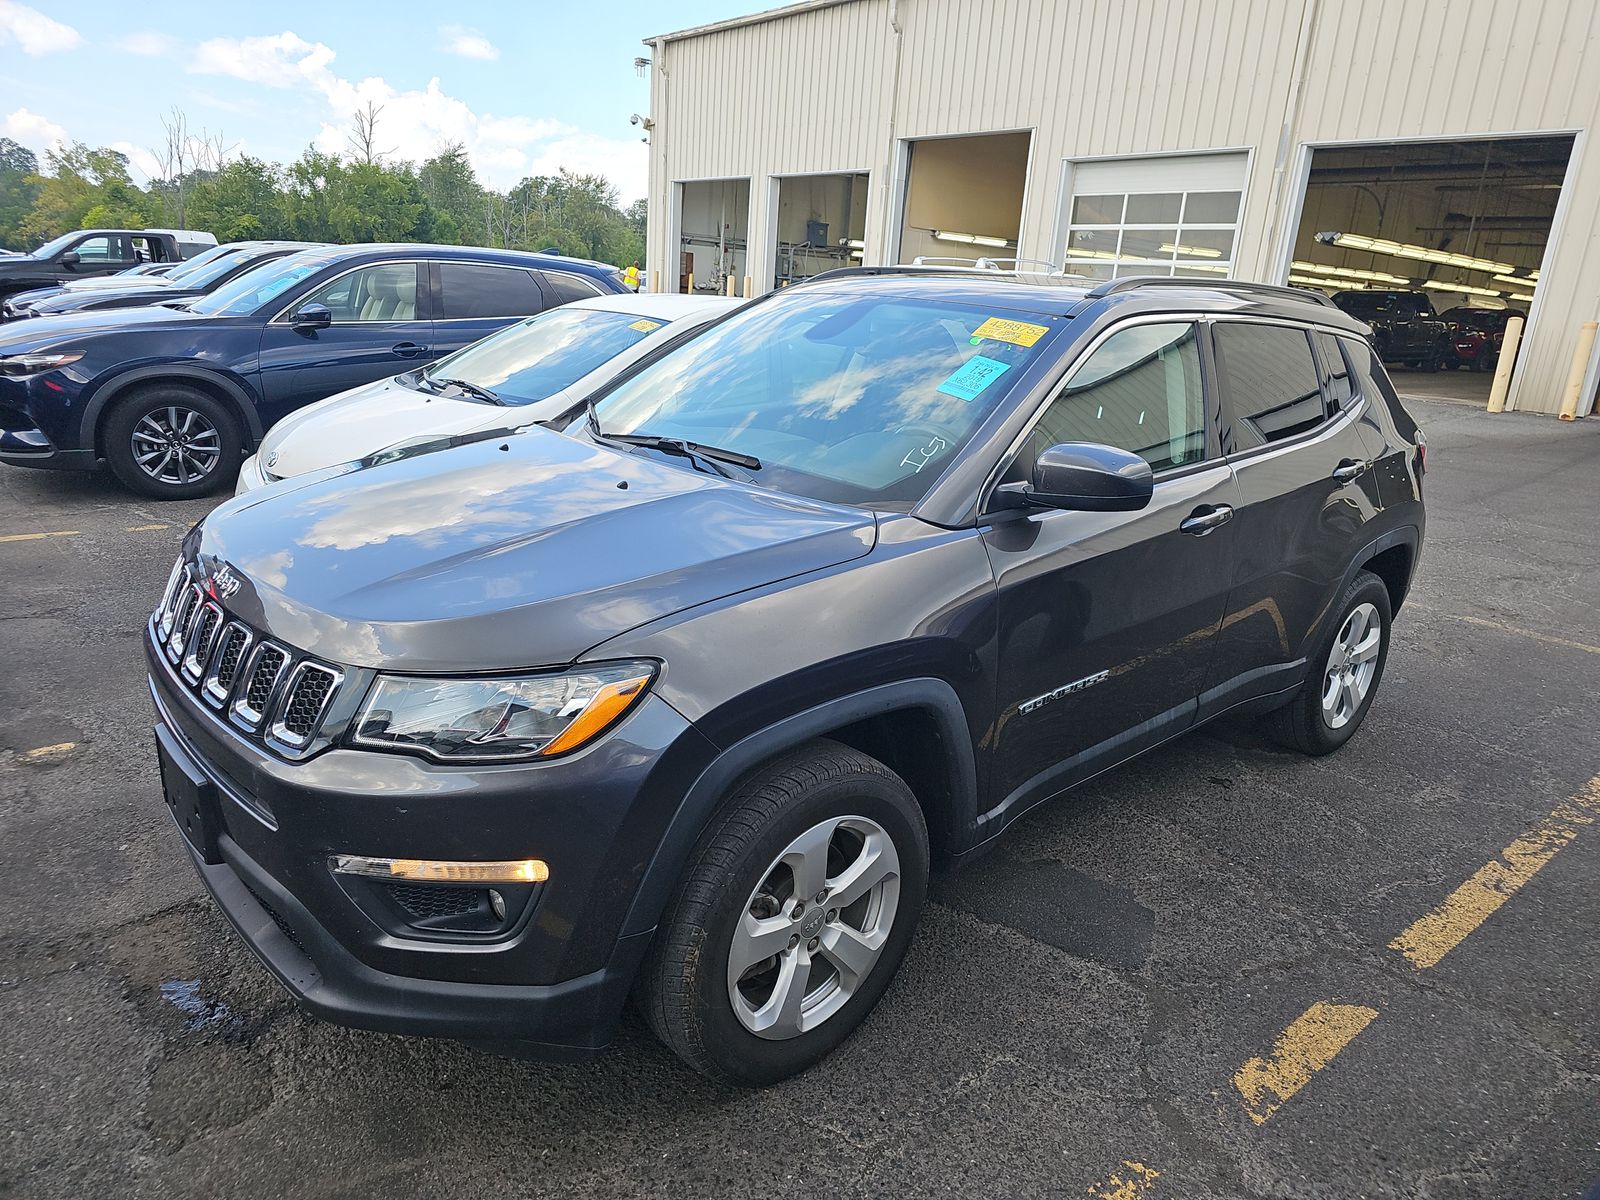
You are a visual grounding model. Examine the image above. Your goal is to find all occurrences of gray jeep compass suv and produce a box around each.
[147,270,1425,1085]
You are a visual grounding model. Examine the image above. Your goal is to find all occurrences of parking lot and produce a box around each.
[1,397,1596,1199]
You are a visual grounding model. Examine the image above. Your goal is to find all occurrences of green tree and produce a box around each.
[186,157,289,240]
[0,138,40,248]
[18,144,147,244]
[418,143,483,245]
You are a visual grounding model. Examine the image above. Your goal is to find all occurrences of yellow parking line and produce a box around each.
[126,523,171,532]
[1409,603,1600,656]
[0,530,79,543]
[20,742,76,762]
[1086,1160,1161,1199]
[1390,775,1600,969]
[1234,1001,1379,1126]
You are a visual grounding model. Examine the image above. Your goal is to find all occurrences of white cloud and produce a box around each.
[118,31,177,56]
[0,0,80,55]
[3,106,67,156]
[187,30,643,198]
[109,141,166,182]
[440,25,499,61]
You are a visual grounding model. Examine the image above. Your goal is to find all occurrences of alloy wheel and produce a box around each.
[1322,601,1382,730]
[131,406,222,486]
[727,815,901,1040]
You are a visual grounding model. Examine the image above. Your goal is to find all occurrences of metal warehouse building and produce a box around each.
[642,0,1600,416]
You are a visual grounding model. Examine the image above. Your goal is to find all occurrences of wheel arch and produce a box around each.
[87,365,265,459]
[619,678,979,940]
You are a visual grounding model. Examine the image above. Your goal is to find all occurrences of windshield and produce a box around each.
[1446,308,1513,330]
[168,249,267,290]
[423,306,670,406]
[28,232,84,260]
[188,251,329,316]
[589,289,1062,508]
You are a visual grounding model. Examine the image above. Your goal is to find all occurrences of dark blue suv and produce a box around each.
[0,244,627,498]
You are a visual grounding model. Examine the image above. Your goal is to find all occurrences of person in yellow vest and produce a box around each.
[623,261,642,291]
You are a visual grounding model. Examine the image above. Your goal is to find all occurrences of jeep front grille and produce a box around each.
[153,558,345,756]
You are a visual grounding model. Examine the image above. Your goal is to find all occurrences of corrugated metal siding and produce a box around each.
[650,0,1600,414]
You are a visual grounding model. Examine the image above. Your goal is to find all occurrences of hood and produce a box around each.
[0,303,206,351]
[64,274,176,291]
[32,285,199,315]
[258,376,521,480]
[195,424,877,671]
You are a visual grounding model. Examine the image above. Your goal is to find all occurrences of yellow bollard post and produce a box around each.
[649,270,660,294]
[743,275,753,298]
[1558,320,1598,420]
[1486,316,1524,413]
[686,272,694,295]
[725,274,737,297]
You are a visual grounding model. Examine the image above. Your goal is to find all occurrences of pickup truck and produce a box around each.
[0,228,218,306]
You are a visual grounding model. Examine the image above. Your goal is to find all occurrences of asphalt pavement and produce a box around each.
[2,399,1597,1199]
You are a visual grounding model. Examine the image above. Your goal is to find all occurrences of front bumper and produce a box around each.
[147,626,717,1053]
[235,453,267,494]
[0,372,94,470]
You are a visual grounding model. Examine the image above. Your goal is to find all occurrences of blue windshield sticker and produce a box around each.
[937,355,1012,402]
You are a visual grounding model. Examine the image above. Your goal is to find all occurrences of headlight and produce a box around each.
[0,351,83,376]
[352,661,657,762]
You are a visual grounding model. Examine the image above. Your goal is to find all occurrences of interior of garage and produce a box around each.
[896,132,1030,266]
[1288,136,1573,400]
[677,178,751,294]
[772,173,868,286]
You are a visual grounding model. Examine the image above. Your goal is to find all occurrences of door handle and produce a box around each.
[1180,503,1234,536]
[1331,458,1366,483]
[392,342,428,358]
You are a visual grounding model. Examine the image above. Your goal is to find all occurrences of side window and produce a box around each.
[1341,335,1420,441]
[1212,323,1324,449]
[299,263,418,322]
[1028,322,1207,473]
[1314,331,1355,412]
[72,235,136,266]
[538,270,604,304]
[438,263,546,319]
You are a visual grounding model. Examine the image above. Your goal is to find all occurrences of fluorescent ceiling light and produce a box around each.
[1509,291,1534,302]
[1422,280,1502,299]
[1315,231,1515,275]
[1491,274,1536,288]
[1160,242,1222,258]
[1290,259,1410,286]
[934,230,1013,247]
[1289,274,1349,289]
[845,239,865,249]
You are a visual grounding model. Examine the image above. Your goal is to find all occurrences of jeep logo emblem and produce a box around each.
[209,565,243,601]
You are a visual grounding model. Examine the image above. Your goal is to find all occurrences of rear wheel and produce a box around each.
[1474,344,1498,372]
[638,740,929,1086]
[1265,571,1392,755]
[104,385,241,499]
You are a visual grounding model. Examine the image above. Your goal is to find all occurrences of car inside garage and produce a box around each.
[896,132,1030,266]
[1286,135,1574,403]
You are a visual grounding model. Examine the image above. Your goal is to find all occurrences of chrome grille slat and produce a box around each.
[151,557,344,755]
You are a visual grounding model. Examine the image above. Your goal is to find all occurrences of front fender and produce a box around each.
[84,362,266,449]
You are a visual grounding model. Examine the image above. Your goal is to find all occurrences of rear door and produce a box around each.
[430,261,549,362]
[982,320,1240,810]
[1200,319,1384,712]
[255,261,431,427]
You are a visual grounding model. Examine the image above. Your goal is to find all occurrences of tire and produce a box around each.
[103,385,242,500]
[1474,345,1497,373]
[638,739,929,1086]
[1265,570,1392,756]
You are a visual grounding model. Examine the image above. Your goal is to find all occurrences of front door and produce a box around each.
[982,321,1239,815]
[255,261,431,428]
[1202,320,1385,709]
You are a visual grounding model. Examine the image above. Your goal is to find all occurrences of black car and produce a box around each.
[0,243,628,498]
[146,271,1424,1085]
[0,227,216,304]
[2,241,326,321]
[1331,289,1451,370]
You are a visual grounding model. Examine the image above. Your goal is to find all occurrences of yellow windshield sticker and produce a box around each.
[629,319,664,333]
[972,316,1049,347]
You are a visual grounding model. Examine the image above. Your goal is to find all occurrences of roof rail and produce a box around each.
[1084,275,1338,309]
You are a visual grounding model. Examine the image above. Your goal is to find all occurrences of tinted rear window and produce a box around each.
[1213,323,1325,449]
[437,263,546,319]
[539,270,606,304]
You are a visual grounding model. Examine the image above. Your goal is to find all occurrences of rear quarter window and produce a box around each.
[1212,323,1326,450]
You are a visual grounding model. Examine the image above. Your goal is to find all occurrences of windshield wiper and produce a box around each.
[585,399,760,478]
[429,375,503,405]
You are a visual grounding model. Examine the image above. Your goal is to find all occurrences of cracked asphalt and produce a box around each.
[2,399,1597,1199]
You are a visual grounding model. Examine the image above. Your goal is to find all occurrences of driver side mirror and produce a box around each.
[291,303,333,332]
[60,250,80,267]
[992,442,1155,513]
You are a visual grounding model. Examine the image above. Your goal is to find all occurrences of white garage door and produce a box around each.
[1060,152,1248,279]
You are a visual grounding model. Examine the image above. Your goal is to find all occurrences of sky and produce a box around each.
[0,0,768,203]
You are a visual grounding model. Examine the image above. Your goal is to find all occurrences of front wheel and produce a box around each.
[103,385,241,499]
[1265,571,1392,755]
[638,740,929,1086]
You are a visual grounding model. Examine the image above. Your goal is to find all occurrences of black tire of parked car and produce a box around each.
[1265,570,1392,756]
[1474,344,1498,372]
[637,739,930,1086]
[1420,337,1447,372]
[103,384,242,500]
